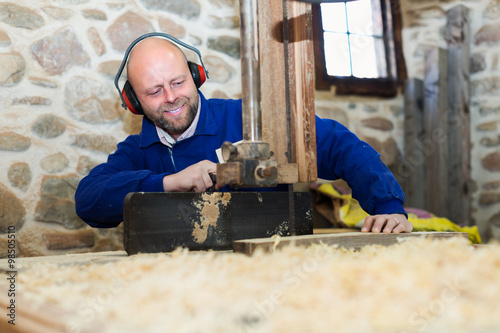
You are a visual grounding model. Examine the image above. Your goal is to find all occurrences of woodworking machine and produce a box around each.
[124,0,358,255]
[217,0,359,189]
[217,0,358,188]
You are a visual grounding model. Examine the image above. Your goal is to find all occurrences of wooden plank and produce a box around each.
[0,286,70,333]
[402,78,425,209]
[233,231,469,256]
[123,192,313,255]
[0,251,127,272]
[423,48,449,218]
[0,252,121,333]
[286,0,317,182]
[258,0,317,183]
[259,0,288,165]
[313,228,358,234]
[445,5,471,225]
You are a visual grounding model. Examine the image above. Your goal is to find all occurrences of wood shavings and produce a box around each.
[271,235,281,252]
[267,220,290,238]
[191,192,231,243]
[1,238,499,333]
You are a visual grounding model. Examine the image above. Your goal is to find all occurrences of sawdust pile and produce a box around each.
[2,237,500,333]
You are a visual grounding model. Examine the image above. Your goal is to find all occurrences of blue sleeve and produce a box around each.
[315,116,407,217]
[75,136,167,228]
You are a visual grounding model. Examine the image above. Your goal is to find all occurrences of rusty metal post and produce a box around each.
[239,0,262,142]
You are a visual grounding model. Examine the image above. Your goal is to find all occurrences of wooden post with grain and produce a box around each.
[445,5,471,226]
[405,4,471,223]
[403,78,425,210]
[423,47,449,218]
[259,0,317,183]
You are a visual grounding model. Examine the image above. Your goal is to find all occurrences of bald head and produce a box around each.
[123,37,200,139]
[127,38,189,88]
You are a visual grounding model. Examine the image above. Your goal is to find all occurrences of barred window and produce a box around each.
[313,0,407,97]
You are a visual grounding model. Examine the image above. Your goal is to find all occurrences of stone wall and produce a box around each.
[1,0,500,258]
[407,0,500,240]
[0,0,241,257]
[459,0,500,241]
[316,0,500,242]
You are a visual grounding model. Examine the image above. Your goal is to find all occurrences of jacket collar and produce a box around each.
[139,91,216,148]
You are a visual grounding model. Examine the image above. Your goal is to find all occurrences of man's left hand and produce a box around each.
[361,214,412,233]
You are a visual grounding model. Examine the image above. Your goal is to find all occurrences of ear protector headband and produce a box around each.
[114,32,210,115]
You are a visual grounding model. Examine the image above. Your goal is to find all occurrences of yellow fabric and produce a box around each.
[317,183,482,244]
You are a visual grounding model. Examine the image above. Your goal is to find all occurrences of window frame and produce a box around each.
[312,0,407,97]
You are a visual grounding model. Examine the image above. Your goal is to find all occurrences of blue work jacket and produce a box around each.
[75,92,406,227]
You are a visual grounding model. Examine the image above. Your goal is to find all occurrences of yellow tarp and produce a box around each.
[317,183,482,244]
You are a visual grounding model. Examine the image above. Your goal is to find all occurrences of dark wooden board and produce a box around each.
[424,47,449,218]
[403,78,425,210]
[445,5,471,225]
[123,192,313,255]
[233,231,469,256]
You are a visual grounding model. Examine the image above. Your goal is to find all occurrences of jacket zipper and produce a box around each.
[168,146,177,172]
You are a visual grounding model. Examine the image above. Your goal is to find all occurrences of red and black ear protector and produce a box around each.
[114,32,209,115]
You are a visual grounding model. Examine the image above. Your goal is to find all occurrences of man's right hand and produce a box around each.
[162,160,217,192]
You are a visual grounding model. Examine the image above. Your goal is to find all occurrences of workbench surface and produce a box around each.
[1,235,499,333]
[0,251,128,273]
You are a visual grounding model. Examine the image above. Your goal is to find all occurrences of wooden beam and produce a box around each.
[258,0,317,183]
[445,5,471,226]
[0,251,127,272]
[259,0,288,165]
[313,228,357,234]
[0,288,69,333]
[286,0,317,182]
[402,78,425,209]
[123,192,313,255]
[233,231,469,256]
[423,48,449,218]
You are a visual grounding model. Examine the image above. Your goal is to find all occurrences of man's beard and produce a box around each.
[144,98,198,136]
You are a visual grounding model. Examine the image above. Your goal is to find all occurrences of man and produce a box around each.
[75,37,412,234]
